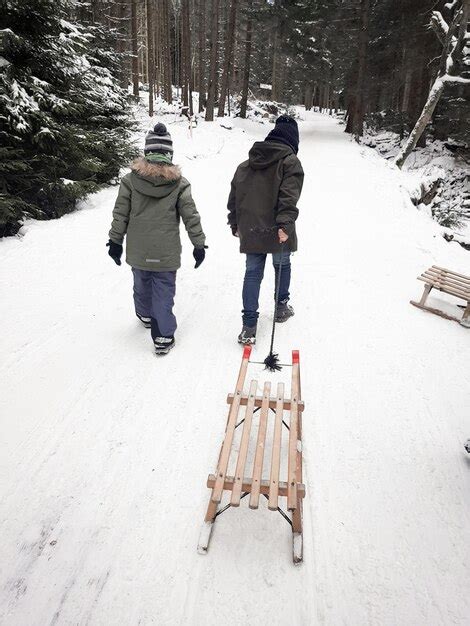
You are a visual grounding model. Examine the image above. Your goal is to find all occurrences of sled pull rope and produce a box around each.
[264,242,286,372]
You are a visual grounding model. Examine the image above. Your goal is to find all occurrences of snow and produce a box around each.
[362,126,470,230]
[1,111,470,625]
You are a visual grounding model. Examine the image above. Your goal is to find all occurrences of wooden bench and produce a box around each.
[410,265,470,328]
[198,346,305,564]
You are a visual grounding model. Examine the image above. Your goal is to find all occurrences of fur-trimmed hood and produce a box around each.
[131,156,181,181]
[130,157,182,199]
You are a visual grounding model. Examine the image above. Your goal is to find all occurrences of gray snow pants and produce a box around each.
[132,268,177,339]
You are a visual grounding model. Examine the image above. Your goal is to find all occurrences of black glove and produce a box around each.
[231,225,239,237]
[193,245,207,269]
[106,239,123,266]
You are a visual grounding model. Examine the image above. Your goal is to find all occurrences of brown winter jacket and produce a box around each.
[227,141,304,254]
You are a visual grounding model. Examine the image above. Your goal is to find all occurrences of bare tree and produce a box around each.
[162,0,173,103]
[181,0,193,114]
[146,0,155,115]
[217,0,238,116]
[351,0,370,138]
[197,0,206,112]
[239,0,253,119]
[205,0,219,121]
[131,0,140,97]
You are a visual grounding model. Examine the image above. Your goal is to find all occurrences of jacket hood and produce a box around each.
[130,157,181,198]
[248,141,293,170]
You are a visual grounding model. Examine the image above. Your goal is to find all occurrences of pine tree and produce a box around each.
[0,0,136,237]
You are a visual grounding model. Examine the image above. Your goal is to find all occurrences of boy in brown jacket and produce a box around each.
[227,116,304,345]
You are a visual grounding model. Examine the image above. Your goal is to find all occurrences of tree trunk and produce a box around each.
[197,0,206,112]
[146,0,155,116]
[205,0,219,121]
[162,0,173,103]
[117,0,129,89]
[304,84,313,110]
[271,22,279,101]
[240,0,253,119]
[396,1,469,168]
[395,76,446,168]
[351,0,370,138]
[131,0,140,97]
[182,0,193,115]
[401,67,413,114]
[217,0,238,116]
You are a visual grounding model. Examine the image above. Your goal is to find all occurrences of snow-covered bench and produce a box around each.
[411,265,470,327]
[198,346,306,564]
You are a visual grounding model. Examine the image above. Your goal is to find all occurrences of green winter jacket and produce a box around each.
[109,158,206,272]
[227,141,304,254]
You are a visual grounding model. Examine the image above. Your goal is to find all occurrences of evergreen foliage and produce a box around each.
[0,0,136,237]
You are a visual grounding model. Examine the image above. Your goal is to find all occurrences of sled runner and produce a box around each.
[410,265,470,328]
[198,346,306,564]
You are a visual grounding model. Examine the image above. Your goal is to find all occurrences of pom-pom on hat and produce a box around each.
[265,115,299,154]
[144,123,174,164]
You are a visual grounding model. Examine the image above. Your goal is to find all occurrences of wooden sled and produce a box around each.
[198,346,306,564]
[410,265,470,328]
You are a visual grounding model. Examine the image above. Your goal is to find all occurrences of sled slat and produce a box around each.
[287,355,300,511]
[206,475,305,497]
[211,346,252,504]
[249,382,271,509]
[268,383,285,511]
[227,394,304,412]
[291,350,304,538]
[231,380,257,507]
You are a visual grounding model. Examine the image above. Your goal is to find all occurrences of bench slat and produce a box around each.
[287,361,300,511]
[211,346,251,504]
[422,270,470,293]
[231,379,258,507]
[268,383,285,511]
[249,382,271,509]
[418,276,470,300]
[431,265,470,283]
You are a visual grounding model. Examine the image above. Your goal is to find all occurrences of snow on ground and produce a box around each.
[1,111,470,625]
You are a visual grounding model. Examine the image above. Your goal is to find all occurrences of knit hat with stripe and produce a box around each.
[144,123,174,164]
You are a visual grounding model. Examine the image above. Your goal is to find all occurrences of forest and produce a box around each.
[2,3,470,622]
[1,0,469,236]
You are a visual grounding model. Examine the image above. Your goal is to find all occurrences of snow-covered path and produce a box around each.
[1,112,469,626]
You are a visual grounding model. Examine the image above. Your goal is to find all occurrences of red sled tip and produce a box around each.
[243,345,253,359]
[292,350,300,364]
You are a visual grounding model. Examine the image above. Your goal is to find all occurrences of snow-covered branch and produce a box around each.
[443,73,470,83]
[395,0,469,168]
[431,11,449,43]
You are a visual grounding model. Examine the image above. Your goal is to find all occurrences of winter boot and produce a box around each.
[136,313,151,329]
[238,325,257,345]
[154,336,175,356]
[275,300,294,323]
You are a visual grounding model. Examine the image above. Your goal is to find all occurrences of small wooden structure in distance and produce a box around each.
[410,265,470,327]
[198,345,305,564]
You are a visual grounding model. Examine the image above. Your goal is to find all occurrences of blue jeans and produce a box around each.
[242,252,291,327]
[132,268,177,338]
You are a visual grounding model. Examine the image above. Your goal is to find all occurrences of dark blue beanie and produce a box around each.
[265,115,299,154]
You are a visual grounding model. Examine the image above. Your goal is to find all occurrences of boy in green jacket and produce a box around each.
[107,123,206,355]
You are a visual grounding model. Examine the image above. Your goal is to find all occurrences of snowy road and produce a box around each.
[1,112,469,625]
